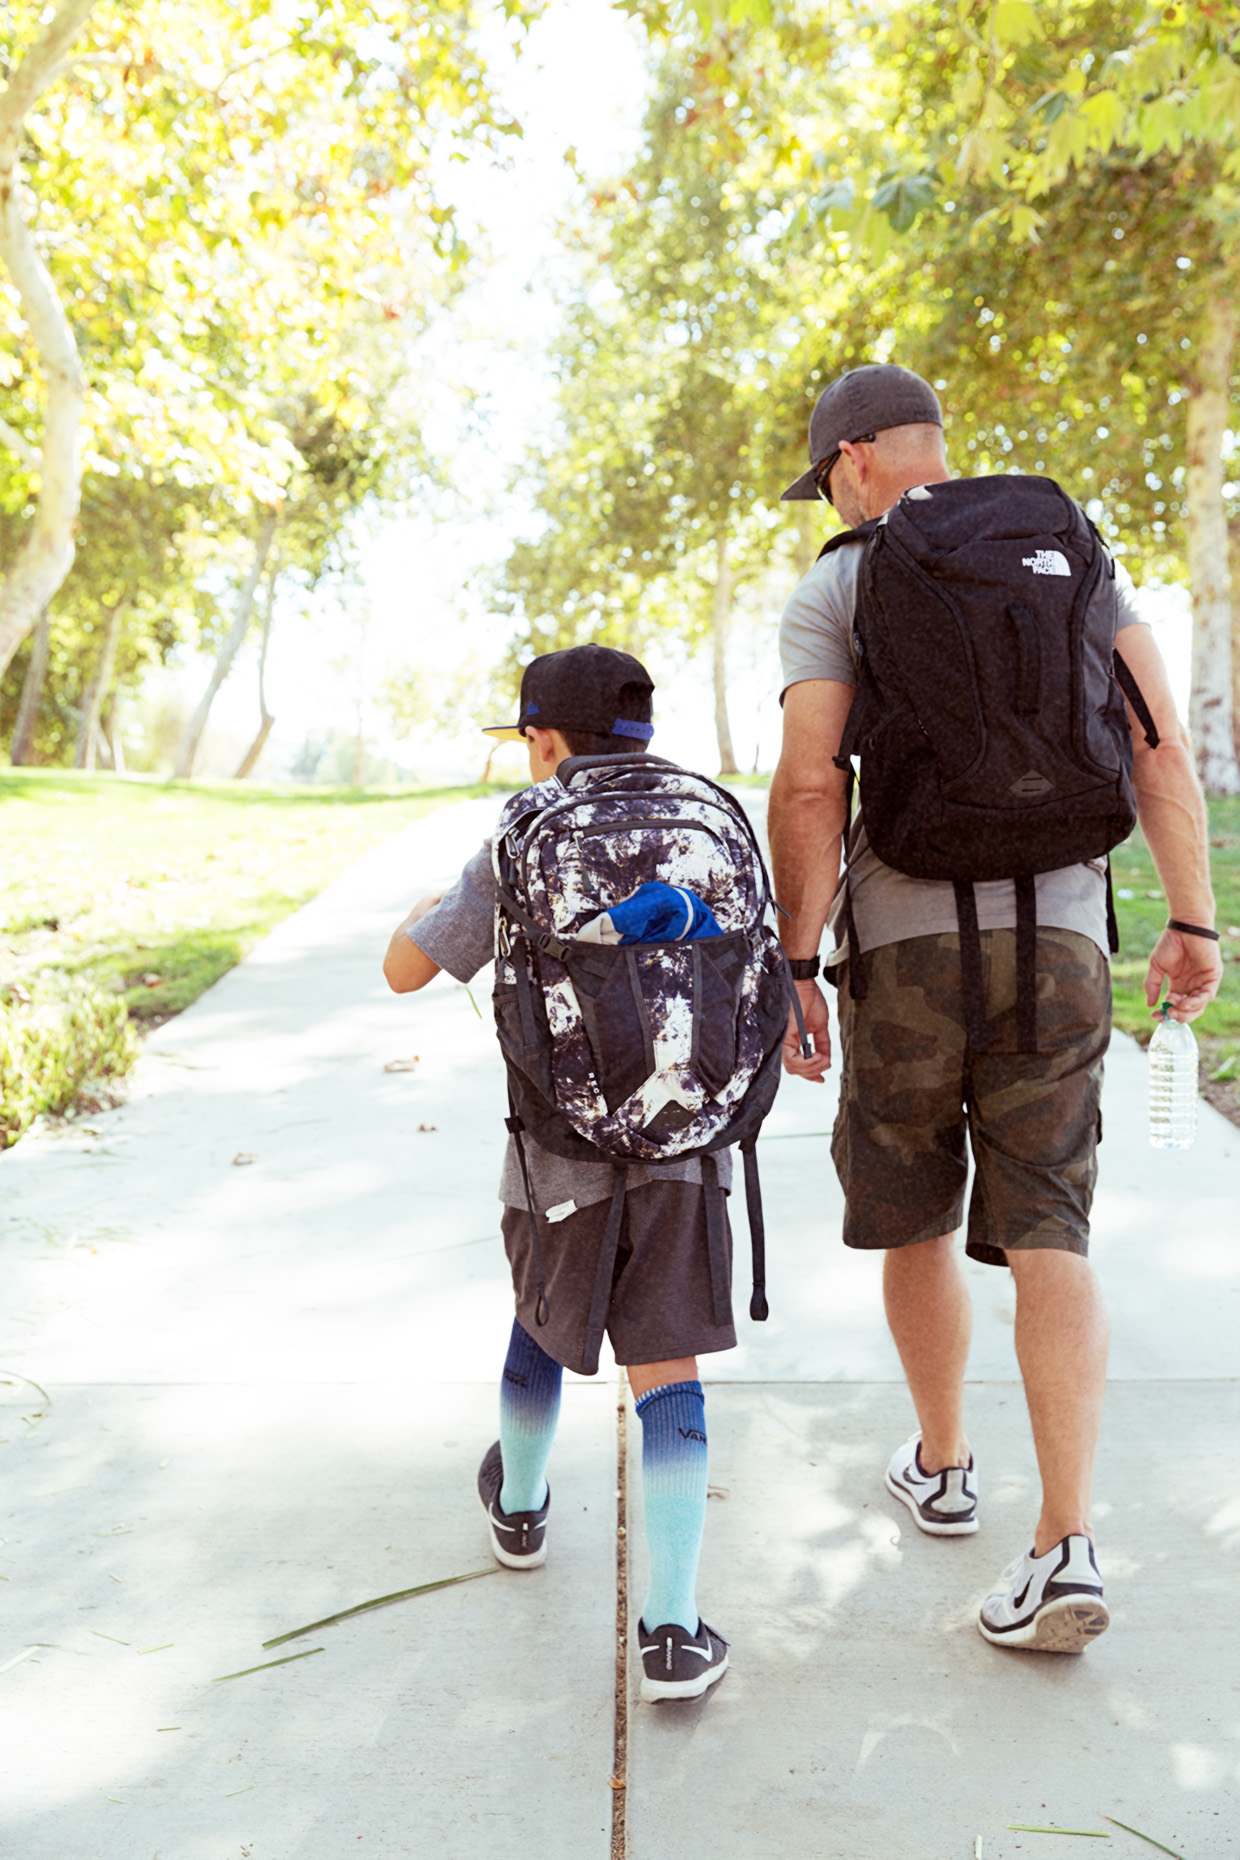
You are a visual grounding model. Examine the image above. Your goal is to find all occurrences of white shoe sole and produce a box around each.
[978,1593,1110,1652]
[480,1496,548,1569]
[640,1652,728,1703]
[885,1469,979,1536]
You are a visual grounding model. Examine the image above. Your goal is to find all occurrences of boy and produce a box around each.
[383,644,738,1702]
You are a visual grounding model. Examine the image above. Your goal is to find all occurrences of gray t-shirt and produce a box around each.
[408,839,732,1214]
[778,544,1148,965]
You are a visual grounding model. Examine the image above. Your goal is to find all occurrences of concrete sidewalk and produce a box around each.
[1,795,1236,1858]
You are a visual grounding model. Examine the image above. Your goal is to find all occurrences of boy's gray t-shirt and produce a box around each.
[408,840,732,1215]
[778,543,1148,965]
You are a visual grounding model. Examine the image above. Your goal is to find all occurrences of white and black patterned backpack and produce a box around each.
[491,752,797,1372]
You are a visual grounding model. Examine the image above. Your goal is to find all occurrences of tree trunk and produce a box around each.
[1184,289,1240,795]
[102,696,124,772]
[711,529,738,776]
[9,603,51,763]
[0,0,97,681]
[74,595,127,771]
[234,561,278,779]
[1229,514,1240,774]
[174,510,278,779]
[791,503,823,579]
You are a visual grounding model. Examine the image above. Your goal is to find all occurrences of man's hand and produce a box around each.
[1143,927,1223,1023]
[782,979,832,1080]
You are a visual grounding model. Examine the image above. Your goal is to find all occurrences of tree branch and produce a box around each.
[0,415,40,470]
[0,0,98,139]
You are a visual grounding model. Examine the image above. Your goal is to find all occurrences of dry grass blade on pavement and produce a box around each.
[262,1567,498,1648]
[1103,1817,1185,1858]
[1008,1830,1110,1839]
[0,1366,51,1404]
[212,1647,324,1682]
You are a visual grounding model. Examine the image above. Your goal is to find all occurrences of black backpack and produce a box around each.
[826,474,1158,1052]
[491,754,799,1373]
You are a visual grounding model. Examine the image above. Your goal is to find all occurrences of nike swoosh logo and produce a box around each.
[680,1643,714,1660]
[1012,1578,1033,1611]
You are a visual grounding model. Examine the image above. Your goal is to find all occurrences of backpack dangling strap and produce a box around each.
[952,879,989,1055]
[581,1166,628,1376]
[739,1137,769,1322]
[506,1093,550,1329]
[1113,651,1160,748]
[1014,874,1038,1056]
[1104,857,1120,955]
[843,870,867,1001]
[779,951,813,1059]
[701,1153,732,1329]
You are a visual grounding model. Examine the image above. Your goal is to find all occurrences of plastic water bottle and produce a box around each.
[1148,1004,1198,1149]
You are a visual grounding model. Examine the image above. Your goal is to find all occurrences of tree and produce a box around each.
[0,0,540,694]
[0,1,95,675]
[498,43,833,772]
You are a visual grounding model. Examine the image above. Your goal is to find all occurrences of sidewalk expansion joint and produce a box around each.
[611,1367,629,1860]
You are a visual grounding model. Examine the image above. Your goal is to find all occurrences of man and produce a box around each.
[768,363,1222,1651]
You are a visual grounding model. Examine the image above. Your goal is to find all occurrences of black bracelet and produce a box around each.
[786,955,821,981]
[1167,919,1220,942]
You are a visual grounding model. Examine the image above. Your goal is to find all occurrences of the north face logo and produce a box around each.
[1010,770,1053,797]
[1021,549,1071,577]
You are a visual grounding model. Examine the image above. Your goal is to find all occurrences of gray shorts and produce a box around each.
[502,1179,737,1374]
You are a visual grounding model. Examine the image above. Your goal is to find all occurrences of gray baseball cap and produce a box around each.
[781,364,943,501]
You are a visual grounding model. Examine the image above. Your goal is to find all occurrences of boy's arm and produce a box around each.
[383,892,445,993]
[1116,623,1222,1022]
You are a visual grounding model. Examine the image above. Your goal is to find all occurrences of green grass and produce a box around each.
[1111,796,1240,1119]
[0,769,492,1029]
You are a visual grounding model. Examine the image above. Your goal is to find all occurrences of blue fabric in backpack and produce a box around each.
[577,880,722,946]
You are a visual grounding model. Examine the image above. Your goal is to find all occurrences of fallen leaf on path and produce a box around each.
[212,1647,324,1682]
[232,1153,255,1166]
[707,1485,729,1499]
[1103,1818,1184,1858]
[609,1777,625,1790]
[417,1124,437,1133]
[262,1567,498,1648]
[383,1057,419,1072]
[1008,1829,1109,1839]
[0,1366,51,1404]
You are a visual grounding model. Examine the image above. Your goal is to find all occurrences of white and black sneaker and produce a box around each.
[638,1618,729,1703]
[477,1441,549,1569]
[885,1433,979,1535]
[979,1534,1109,1652]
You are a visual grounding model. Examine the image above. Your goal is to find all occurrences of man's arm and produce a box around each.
[767,679,855,1079]
[1116,624,1223,1022]
[383,891,445,994]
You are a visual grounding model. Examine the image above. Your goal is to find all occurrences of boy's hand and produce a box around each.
[782,980,832,1080]
[383,891,446,993]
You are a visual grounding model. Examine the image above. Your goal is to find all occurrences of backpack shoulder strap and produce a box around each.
[1113,650,1160,748]
[817,515,882,561]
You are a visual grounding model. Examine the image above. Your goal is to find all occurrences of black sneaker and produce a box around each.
[638,1617,729,1702]
[477,1441,549,1569]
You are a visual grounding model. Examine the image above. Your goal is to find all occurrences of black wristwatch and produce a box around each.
[786,955,821,981]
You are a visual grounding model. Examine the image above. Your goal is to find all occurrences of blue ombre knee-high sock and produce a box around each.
[636,1380,708,1633]
[498,1319,563,1513]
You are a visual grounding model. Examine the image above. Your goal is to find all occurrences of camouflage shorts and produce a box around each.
[832,928,1111,1267]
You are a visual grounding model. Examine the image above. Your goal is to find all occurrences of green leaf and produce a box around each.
[872,172,937,233]
[211,1647,324,1682]
[992,0,1043,47]
[261,1567,498,1648]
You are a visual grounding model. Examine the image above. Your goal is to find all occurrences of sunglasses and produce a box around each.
[814,434,877,506]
